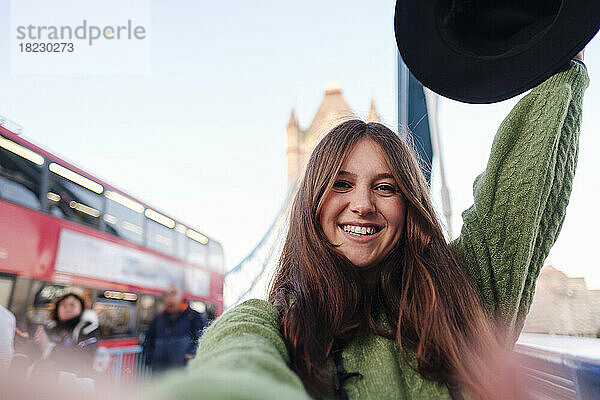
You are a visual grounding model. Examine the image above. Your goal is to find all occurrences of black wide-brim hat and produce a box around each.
[395,0,600,104]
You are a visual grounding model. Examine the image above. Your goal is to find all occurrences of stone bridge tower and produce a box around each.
[286,81,381,184]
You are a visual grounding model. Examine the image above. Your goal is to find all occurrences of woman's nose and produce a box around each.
[350,187,375,216]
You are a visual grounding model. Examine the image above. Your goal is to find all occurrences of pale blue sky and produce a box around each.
[1,1,599,287]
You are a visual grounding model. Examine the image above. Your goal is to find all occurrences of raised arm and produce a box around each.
[155,299,311,400]
[451,61,589,343]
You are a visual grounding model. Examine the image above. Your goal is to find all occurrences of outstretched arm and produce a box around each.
[155,300,311,400]
[451,60,589,343]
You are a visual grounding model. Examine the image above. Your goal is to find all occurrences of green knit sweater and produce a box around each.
[156,62,589,400]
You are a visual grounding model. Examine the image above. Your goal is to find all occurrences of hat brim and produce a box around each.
[395,1,600,104]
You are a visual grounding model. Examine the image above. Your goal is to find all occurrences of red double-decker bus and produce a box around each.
[0,118,224,347]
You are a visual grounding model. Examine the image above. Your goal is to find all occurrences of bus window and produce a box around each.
[49,171,103,230]
[207,241,225,273]
[188,238,207,267]
[146,218,175,256]
[26,283,68,325]
[104,192,144,245]
[135,294,158,336]
[93,297,136,339]
[0,274,15,308]
[21,284,92,327]
[9,277,34,319]
[0,140,42,210]
[174,226,188,261]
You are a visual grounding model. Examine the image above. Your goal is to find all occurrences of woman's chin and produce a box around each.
[346,255,379,268]
[336,247,385,268]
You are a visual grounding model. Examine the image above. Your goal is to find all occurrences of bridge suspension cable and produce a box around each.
[224,182,296,309]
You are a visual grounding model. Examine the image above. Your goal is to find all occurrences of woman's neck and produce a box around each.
[357,265,381,288]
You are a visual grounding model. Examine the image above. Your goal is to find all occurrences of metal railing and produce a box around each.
[94,345,150,385]
[515,334,600,400]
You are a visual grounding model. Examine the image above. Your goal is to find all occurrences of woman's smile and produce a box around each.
[339,223,383,243]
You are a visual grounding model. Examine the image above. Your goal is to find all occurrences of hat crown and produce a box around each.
[438,0,562,57]
[444,0,561,16]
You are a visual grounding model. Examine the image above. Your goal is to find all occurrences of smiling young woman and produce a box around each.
[270,119,504,398]
[155,60,589,400]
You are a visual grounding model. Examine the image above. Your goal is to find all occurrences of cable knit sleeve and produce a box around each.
[154,299,311,400]
[451,61,589,343]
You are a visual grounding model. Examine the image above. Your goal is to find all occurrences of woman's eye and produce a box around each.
[332,180,352,191]
[375,184,397,194]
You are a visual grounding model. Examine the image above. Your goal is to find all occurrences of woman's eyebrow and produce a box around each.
[338,170,356,178]
[373,173,395,181]
[337,171,395,181]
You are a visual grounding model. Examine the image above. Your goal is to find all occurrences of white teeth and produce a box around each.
[342,225,377,236]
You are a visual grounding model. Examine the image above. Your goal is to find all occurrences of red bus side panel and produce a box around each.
[0,199,58,280]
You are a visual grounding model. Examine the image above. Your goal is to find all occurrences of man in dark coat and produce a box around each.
[142,284,207,373]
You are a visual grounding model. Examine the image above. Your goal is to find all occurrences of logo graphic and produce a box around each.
[10,0,151,74]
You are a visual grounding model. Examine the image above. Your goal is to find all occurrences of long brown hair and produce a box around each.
[269,120,510,398]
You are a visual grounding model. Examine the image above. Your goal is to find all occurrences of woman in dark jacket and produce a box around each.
[33,292,99,378]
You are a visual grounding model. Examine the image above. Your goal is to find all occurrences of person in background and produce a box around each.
[142,284,207,374]
[0,304,15,375]
[33,292,99,378]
